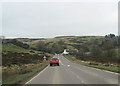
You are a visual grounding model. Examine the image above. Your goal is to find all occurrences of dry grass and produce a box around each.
[2,61,49,85]
[2,63,43,80]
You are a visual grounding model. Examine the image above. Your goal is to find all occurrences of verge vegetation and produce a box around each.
[2,39,52,85]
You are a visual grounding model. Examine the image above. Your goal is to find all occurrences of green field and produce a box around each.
[2,44,29,53]
[2,44,46,55]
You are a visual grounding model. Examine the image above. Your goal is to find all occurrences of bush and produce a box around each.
[2,52,48,66]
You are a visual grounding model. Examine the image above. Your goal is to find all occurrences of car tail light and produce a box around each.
[56,60,59,62]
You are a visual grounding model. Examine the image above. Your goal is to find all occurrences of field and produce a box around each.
[2,44,29,53]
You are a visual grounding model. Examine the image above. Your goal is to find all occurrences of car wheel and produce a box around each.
[57,64,59,66]
[50,64,52,66]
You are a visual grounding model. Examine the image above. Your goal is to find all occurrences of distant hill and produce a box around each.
[2,35,119,64]
[55,36,76,38]
[2,44,29,53]
[12,36,104,51]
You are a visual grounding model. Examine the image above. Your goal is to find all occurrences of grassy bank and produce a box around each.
[2,61,49,86]
[64,55,120,73]
[81,62,119,73]
[2,44,29,53]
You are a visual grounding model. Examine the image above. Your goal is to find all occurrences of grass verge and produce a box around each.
[81,62,120,73]
[64,55,120,73]
[2,61,49,86]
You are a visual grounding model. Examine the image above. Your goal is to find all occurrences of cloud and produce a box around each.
[2,2,118,38]
[0,0,119,2]
[0,3,2,35]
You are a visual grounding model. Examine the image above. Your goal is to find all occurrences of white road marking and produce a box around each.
[64,57,71,62]
[52,68,60,84]
[81,80,84,83]
[67,68,86,84]
[25,65,49,85]
[64,57,119,75]
[59,60,63,65]
[67,65,70,67]
[64,56,119,75]
[101,69,119,74]
[82,65,119,75]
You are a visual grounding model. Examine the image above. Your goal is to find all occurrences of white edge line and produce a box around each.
[82,65,119,75]
[25,65,49,85]
[64,57,119,75]
[64,57,71,62]
[59,60,63,65]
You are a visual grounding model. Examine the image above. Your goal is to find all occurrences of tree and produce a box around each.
[58,40,64,45]
[90,45,102,58]
[109,34,115,38]
[51,43,64,54]
[76,48,84,60]
[36,41,46,51]
[102,40,114,50]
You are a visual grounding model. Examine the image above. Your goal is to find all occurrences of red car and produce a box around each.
[50,58,59,66]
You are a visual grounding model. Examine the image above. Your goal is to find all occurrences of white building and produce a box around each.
[62,49,69,54]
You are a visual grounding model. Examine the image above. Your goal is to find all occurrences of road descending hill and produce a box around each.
[26,54,119,85]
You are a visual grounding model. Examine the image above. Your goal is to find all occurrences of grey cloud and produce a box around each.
[2,2,118,38]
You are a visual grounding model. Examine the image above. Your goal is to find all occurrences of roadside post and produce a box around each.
[43,56,46,61]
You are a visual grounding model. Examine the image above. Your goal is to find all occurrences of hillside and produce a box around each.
[2,44,29,53]
[14,34,119,65]
[3,34,119,65]
[2,39,51,85]
[19,36,103,50]
[2,39,51,66]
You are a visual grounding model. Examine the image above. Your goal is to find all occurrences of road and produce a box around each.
[25,55,119,84]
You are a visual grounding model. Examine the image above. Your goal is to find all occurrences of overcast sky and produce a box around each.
[1,0,119,38]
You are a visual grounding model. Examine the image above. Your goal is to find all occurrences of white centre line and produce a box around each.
[59,60,63,65]
[67,65,70,67]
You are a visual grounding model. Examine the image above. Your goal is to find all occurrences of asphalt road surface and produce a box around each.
[26,55,119,84]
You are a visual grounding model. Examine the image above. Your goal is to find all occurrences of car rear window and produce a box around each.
[51,58,58,60]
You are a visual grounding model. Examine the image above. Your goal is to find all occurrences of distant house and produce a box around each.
[62,49,69,54]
